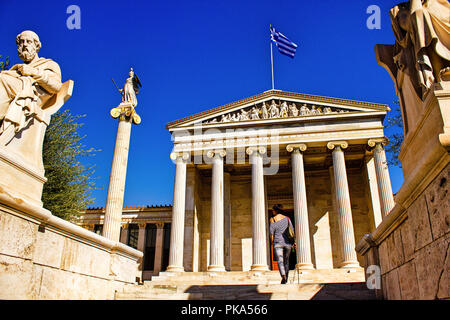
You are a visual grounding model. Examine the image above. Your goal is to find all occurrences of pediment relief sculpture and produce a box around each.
[203,99,349,124]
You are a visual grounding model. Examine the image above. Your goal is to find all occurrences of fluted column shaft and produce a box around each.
[287,144,314,270]
[247,147,269,271]
[167,152,189,272]
[371,141,395,218]
[328,142,360,268]
[103,116,132,242]
[207,150,226,272]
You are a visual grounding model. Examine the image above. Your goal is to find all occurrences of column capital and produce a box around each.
[206,149,227,159]
[368,138,389,149]
[246,146,267,156]
[155,222,165,229]
[286,143,307,153]
[327,140,348,151]
[170,151,190,161]
[121,222,129,229]
[110,104,141,125]
[138,223,147,229]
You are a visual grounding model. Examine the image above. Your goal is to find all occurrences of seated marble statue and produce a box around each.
[0,30,62,139]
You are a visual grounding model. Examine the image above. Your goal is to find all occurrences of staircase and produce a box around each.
[115,268,378,300]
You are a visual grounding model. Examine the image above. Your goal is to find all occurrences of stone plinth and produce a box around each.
[0,191,142,299]
[357,86,450,300]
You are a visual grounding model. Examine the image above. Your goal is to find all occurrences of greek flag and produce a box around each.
[270,26,298,58]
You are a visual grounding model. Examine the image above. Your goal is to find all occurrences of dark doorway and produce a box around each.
[269,208,297,271]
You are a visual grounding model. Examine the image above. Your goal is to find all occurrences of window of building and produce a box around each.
[94,224,103,235]
[143,224,157,271]
[127,224,139,249]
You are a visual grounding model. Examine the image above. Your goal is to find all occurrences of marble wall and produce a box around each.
[0,203,142,299]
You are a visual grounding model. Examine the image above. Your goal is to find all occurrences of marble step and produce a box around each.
[149,268,366,285]
[115,282,376,300]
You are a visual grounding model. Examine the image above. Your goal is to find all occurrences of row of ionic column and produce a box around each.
[167,147,270,272]
[287,140,394,269]
[166,138,394,272]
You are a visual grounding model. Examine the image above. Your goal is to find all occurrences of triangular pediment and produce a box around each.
[166,90,388,129]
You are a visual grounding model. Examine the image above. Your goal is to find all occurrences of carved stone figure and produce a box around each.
[300,104,310,116]
[0,30,73,207]
[289,103,299,117]
[119,68,141,107]
[280,101,289,117]
[0,31,64,143]
[261,102,269,119]
[268,100,279,118]
[110,68,142,125]
[240,109,250,121]
[323,107,332,114]
[311,106,321,115]
[375,0,450,132]
[221,114,230,122]
[250,106,260,120]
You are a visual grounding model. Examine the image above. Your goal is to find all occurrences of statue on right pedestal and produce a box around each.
[375,0,450,133]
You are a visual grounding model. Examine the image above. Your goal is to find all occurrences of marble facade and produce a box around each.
[164,89,394,275]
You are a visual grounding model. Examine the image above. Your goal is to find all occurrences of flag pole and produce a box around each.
[270,24,275,90]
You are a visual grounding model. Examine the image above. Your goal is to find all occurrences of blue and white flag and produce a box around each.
[270,26,298,58]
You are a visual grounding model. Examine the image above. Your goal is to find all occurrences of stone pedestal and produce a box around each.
[357,80,450,299]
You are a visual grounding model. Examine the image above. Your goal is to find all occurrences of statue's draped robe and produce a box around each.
[0,57,62,135]
[122,77,137,107]
[391,0,450,98]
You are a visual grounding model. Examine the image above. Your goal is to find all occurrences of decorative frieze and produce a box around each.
[204,99,349,124]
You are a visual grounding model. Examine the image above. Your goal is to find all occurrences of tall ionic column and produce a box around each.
[103,103,141,242]
[166,151,189,272]
[207,150,226,272]
[368,139,395,218]
[246,146,269,271]
[327,141,360,268]
[286,144,314,270]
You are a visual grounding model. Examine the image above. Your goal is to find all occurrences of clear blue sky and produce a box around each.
[0,0,404,208]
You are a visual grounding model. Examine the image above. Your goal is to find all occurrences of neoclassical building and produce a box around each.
[165,89,394,274]
[80,205,172,280]
[80,89,395,280]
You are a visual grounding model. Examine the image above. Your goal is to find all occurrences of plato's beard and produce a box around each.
[18,47,37,63]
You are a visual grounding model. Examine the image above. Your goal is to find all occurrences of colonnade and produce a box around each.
[164,139,394,272]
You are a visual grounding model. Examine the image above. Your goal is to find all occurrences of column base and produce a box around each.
[166,265,185,273]
[296,263,315,270]
[339,260,360,269]
[207,265,226,272]
[250,264,269,271]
